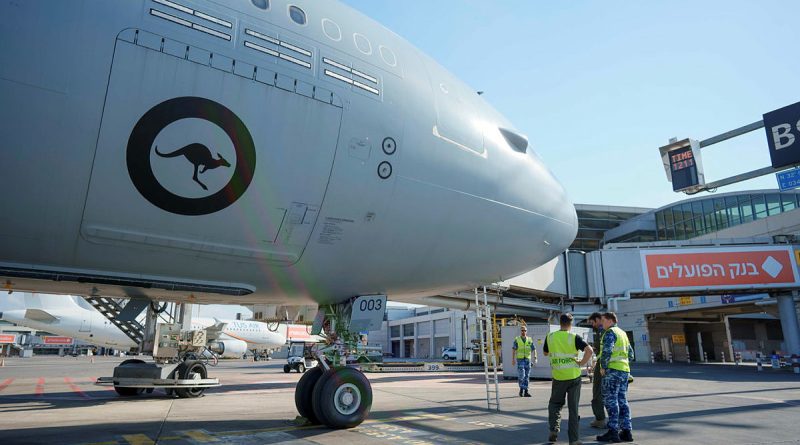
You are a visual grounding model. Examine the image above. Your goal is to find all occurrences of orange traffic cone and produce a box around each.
[1,358,5,367]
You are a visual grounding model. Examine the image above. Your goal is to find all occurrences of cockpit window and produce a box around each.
[289,5,306,25]
[251,0,268,10]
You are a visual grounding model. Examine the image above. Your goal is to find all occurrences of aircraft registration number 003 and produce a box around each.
[349,295,387,333]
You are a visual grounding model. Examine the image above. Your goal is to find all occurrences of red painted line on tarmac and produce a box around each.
[0,378,13,392]
[35,378,45,396]
[64,377,89,398]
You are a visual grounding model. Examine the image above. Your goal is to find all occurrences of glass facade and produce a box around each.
[655,191,800,241]
[572,205,650,251]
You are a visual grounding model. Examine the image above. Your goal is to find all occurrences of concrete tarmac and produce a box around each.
[0,356,798,444]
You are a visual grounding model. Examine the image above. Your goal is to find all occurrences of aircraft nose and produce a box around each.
[526,155,578,258]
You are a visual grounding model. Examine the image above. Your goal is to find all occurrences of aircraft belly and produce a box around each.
[79,34,342,279]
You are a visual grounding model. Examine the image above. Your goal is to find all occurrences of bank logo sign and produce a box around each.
[641,246,799,290]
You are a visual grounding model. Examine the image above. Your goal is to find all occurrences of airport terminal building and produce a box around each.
[596,189,800,362]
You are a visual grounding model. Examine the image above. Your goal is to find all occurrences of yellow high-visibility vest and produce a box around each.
[515,336,533,359]
[547,331,581,381]
[606,326,631,372]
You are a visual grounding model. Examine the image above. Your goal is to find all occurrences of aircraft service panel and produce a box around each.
[81,30,343,266]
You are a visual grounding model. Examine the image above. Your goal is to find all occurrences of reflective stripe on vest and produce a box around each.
[515,336,533,359]
[547,331,581,380]
[607,326,631,372]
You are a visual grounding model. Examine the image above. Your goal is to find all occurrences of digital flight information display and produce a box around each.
[669,144,700,192]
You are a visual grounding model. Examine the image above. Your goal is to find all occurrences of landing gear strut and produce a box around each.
[293,296,385,429]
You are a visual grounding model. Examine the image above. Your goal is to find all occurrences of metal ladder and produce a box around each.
[83,296,145,345]
[475,287,500,411]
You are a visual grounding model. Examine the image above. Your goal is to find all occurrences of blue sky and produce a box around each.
[342,1,800,209]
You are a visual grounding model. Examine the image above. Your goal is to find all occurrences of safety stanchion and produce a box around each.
[735,352,742,365]
[721,352,726,363]
[0,358,4,367]
[686,346,691,363]
[792,355,799,375]
[668,351,673,364]
[757,352,763,372]
[650,351,655,364]
[703,351,708,363]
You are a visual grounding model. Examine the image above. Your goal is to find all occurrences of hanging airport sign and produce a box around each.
[0,334,16,344]
[42,336,73,345]
[659,138,705,193]
[776,167,800,191]
[764,101,800,169]
[678,296,693,306]
[641,246,799,290]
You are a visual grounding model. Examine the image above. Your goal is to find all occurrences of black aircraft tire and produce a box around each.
[312,368,372,429]
[114,359,146,397]
[175,361,207,398]
[294,366,324,424]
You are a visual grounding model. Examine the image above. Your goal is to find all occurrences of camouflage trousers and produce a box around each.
[601,369,632,431]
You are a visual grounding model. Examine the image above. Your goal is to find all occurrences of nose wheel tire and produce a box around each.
[294,366,324,424]
[114,359,146,397]
[174,361,207,398]
[311,367,372,429]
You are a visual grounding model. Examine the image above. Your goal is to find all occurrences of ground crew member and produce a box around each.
[543,313,593,445]
[511,325,536,397]
[588,312,607,429]
[596,312,634,443]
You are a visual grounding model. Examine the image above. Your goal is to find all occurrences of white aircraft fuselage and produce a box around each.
[193,317,287,355]
[0,300,137,349]
[0,0,577,307]
[0,298,287,356]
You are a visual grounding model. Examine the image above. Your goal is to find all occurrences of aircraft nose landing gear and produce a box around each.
[293,296,385,429]
[312,367,372,428]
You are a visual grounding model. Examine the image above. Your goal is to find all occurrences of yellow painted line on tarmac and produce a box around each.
[93,412,454,445]
[121,434,155,445]
[183,430,218,442]
[220,423,319,436]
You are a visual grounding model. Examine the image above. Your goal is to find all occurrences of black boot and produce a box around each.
[596,429,621,443]
[523,389,531,397]
[519,388,523,397]
[619,429,633,442]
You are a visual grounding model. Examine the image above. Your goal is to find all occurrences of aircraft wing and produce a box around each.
[24,308,59,323]
[204,318,228,340]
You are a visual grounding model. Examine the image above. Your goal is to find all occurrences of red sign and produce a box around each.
[642,247,799,289]
[286,325,311,340]
[43,336,73,345]
[0,334,15,344]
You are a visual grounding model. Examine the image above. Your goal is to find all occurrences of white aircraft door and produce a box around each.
[81,30,342,266]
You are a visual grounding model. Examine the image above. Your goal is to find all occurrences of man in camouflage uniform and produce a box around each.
[596,312,634,443]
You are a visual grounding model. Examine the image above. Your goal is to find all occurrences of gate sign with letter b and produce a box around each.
[764,101,800,168]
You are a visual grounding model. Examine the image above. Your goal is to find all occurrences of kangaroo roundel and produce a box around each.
[126,97,256,216]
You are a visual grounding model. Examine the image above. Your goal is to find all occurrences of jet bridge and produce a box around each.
[502,237,800,358]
